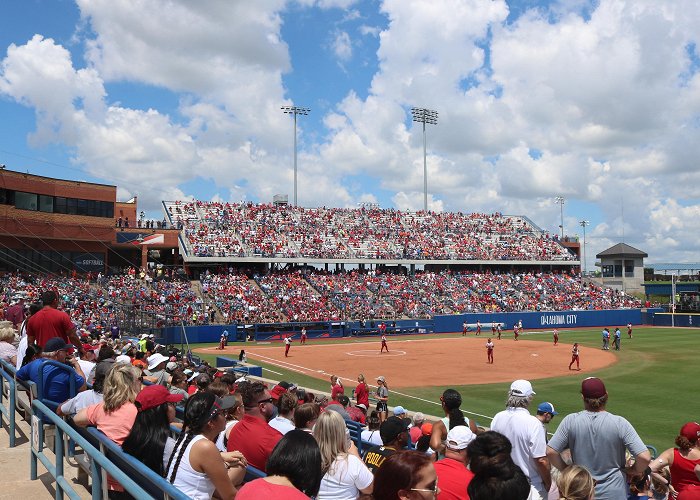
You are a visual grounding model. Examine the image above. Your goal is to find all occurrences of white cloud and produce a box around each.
[3,0,700,265]
[332,30,353,61]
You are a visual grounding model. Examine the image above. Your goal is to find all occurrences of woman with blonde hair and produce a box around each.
[375,376,389,423]
[0,323,18,366]
[314,410,373,499]
[74,362,141,443]
[74,362,142,495]
[556,465,595,500]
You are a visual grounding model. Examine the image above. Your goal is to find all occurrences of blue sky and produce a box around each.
[2,0,700,268]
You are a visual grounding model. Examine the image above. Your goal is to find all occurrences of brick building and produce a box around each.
[0,168,178,273]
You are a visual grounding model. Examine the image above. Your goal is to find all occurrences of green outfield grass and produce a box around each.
[189,327,700,451]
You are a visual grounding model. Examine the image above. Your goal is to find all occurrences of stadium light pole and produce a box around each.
[554,196,565,239]
[281,105,310,206]
[411,107,438,212]
[578,220,589,278]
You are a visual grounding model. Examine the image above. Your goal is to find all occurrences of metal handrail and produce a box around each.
[0,358,17,447]
[31,399,190,500]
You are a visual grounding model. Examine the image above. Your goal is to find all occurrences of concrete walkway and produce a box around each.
[0,412,90,499]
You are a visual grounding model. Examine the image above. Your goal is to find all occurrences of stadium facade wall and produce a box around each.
[433,309,645,333]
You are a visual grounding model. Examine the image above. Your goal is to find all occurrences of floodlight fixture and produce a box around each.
[281,106,311,206]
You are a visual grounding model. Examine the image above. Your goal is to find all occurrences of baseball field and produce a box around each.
[193,326,700,452]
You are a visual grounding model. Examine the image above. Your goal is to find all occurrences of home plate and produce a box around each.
[531,353,539,357]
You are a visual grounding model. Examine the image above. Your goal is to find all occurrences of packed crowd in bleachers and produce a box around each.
[0,267,641,333]
[164,201,577,262]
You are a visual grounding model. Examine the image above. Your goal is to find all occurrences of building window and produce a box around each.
[39,195,54,213]
[15,191,38,211]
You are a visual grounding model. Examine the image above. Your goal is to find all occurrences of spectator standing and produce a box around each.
[490,379,551,497]
[354,373,369,409]
[430,389,479,456]
[467,431,535,500]
[535,402,558,442]
[27,290,83,355]
[375,376,389,423]
[433,426,476,500]
[16,302,42,370]
[547,377,651,500]
[650,422,700,497]
[330,375,344,401]
[5,295,25,329]
[227,381,282,472]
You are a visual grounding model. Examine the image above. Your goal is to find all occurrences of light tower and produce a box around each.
[554,196,565,238]
[281,105,310,206]
[411,107,438,212]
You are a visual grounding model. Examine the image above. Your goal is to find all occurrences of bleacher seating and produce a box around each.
[164,201,576,262]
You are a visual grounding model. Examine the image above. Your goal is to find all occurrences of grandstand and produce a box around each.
[164,201,578,266]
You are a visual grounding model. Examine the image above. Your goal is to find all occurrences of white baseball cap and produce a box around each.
[509,379,536,397]
[445,425,476,450]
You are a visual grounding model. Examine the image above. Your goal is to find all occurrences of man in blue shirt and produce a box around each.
[17,337,86,405]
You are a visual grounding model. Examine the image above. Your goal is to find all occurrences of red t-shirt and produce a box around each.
[237,478,309,499]
[355,382,369,408]
[227,414,282,472]
[27,307,74,347]
[331,383,345,401]
[434,457,474,500]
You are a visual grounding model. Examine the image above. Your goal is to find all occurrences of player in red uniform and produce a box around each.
[486,338,494,364]
[284,336,292,357]
[627,323,633,339]
[496,323,502,340]
[380,333,389,353]
[491,322,496,336]
[462,321,467,336]
[300,327,307,344]
[514,324,519,341]
[568,343,580,370]
[553,328,559,346]
[476,320,481,336]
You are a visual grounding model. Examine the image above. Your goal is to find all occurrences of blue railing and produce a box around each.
[31,399,191,500]
[0,358,18,447]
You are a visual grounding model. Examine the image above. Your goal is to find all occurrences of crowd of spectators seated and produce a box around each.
[164,201,577,262]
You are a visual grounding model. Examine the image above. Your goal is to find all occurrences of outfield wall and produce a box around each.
[650,312,700,328]
[161,309,658,345]
[433,309,646,333]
